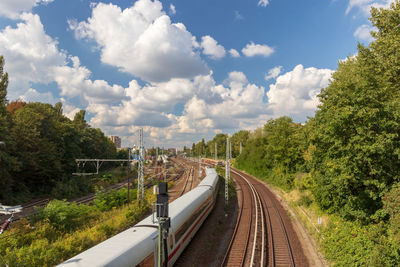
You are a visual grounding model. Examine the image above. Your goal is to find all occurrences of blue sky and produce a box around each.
[0,0,391,147]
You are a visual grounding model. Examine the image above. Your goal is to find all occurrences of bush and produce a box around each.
[94,187,137,211]
[51,176,93,200]
[31,200,96,232]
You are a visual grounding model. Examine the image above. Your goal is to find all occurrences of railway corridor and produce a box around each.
[222,166,308,267]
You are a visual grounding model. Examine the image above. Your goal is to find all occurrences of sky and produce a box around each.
[0,0,394,148]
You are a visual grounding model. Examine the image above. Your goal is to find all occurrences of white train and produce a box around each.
[59,167,219,267]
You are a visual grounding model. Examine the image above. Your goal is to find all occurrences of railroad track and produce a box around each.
[221,168,266,267]
[202,157,300,267]
[179,167,194,196]
[230,168,298,267]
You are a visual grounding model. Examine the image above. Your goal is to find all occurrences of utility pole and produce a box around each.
[138,128,145,200]
[214,142,217,161]
[198,155,201,181]
[127,147,131,204]
[225,136,230,205]
[230,140,232,160]
[156,147,158,161]
[240,142,242,154]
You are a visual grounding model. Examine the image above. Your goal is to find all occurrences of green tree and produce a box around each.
[311,2,400,221]
[230,130,249,157]
[0,56,19,199]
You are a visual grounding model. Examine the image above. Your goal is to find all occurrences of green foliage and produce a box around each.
[0,80,118,203]
[310,2,400,221]
[94,187,137,211]
[51,176,93,200]
[0,197,151,267]
[32,200,96,232]
[321,214,400,266]
[235,117,306,190]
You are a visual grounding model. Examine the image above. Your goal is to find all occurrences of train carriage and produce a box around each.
[59,167,219,267]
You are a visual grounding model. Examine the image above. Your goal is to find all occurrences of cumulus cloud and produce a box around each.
[354,24,375,42]
[200,35,226,59]
[169,4,176,15]
[258,0,270,7]
[88,71,269,146]
[229,48,240,58]
[0,0,54,19]
[0,12,128,107]
[242,42,274,57]
[265,66,282,80]
[19,88,57,104]
[346,0,395,15]
[267,64,333,120]
[70,0,208,82]
[0,13,66,98]
[53,56,127,104]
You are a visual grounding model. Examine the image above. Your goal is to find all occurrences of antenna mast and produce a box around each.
[225,136,230,204]
[138,128,145,200]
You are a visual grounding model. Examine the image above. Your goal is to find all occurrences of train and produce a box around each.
[59,167,219,267]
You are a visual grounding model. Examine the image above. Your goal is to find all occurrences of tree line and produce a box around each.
[0,56,123,204]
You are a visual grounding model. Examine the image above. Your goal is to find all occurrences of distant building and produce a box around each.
[108,136,121,148]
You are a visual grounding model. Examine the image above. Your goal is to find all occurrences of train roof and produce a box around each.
[59,167,218,267]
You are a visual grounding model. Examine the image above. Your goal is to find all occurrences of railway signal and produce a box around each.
[155,182,170,267]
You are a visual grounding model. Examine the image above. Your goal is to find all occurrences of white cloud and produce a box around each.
[70,0,208,82]
[53,56,126,105]
[201,35,226,60]
[0,13,128,107]
[265,66,282,80]
[0,13,66,99]
[234,10,243,20]
[242,42,274,57]
[346,0,395,15]
[229,48,240,58]
[267,64,333,120]
[169,4,176,15]
[19,88,57,104]
[354,24,375,42]
[258,0,270,7]
[88,71,269,147]
[0,0,54,19]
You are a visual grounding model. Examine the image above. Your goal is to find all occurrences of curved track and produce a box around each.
[206,157,305,267]
[221,169,266,267]
[230,168,303,267]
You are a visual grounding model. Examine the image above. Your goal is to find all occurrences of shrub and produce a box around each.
[94,188,137,212]
[32,200,96,232]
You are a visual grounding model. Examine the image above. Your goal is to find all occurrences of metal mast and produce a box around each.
[225,136,230,204]
[138,128,145,200]
[198,155,201,181]
[214,142,217,161]
[230,140,232,160]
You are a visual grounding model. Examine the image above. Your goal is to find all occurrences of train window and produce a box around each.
[136,252,154,267]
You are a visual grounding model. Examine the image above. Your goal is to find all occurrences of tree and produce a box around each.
[230,130,250,157]
[6,100,26,115]
[311,2,400,221]
[0,56,19,200]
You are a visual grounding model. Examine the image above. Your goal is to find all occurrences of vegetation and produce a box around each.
[191,2,400,265]
[0,188,154,266]
[0,55,121,204]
